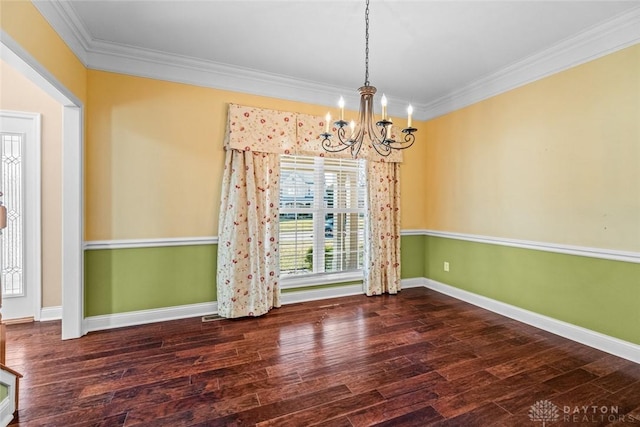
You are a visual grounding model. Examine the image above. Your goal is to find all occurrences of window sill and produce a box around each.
[280,270,363,289]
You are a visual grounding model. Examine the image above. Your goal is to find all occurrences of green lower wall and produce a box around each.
[84,245,217,316]
[85,236,425,317]
[0,383,7,400]
[84,234,638,345]
[400,234,426,279]
[425,235,640,345]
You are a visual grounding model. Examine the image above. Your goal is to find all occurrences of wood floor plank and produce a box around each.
[345,386,440,426]
[430,402,511,427]
[6,287,639,426]
[370,405,444,427]
[256,390,385,427]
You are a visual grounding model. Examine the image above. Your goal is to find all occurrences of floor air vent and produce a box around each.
[202,314,224,322]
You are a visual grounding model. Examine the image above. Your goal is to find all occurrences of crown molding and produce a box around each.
[33,2,640,121]
[87,38,364,113]
[420,5,640,120]
[32,0,91,65]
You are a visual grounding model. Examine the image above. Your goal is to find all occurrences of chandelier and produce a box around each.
[321,0,417,158]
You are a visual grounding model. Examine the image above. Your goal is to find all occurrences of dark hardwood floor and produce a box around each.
[5,287,640,426]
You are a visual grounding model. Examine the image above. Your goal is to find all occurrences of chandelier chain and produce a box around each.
[320,0,417,157]
[364,0,370,86]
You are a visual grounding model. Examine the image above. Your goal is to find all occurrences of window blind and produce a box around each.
[279,155,366,277]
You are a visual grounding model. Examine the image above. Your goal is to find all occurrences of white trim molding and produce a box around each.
[84,236,218,250]
[399,229,428,237]
[0,31,83,107]
[2,31,86,341]
[40,306,62,322]
[0,367,19,427]
[0,397,12,427]
[421,278,640,364]
[400,278,427,289]
[60,105,84,340]
[423,230,640,264]
[84,231,640,264]
[83,285,364,332]
[84,301,218,333]
[32,3,640,121]
[281,284,363,305]
[281,271,362,290]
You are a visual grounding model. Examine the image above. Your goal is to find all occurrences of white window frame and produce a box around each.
[279,155,366,289]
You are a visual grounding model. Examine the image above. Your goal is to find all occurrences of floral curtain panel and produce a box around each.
[217,105,293,318]
[218,104,404,318]
[217,149,281,318]
[364,160,402,295]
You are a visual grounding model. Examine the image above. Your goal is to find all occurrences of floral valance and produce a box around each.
[226,103,403,163]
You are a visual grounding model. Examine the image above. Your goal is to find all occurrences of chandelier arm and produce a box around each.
[369,122,392,157]
[384,130,417,150]
[321,126,354,153]
[369,121,385,145]
[349,127,365,158]
[336,124,358,151]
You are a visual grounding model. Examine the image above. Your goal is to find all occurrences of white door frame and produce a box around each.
[0,110,42,321]
[1,32,84,339]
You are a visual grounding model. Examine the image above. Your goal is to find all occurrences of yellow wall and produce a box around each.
[0,60,62,307]
[4,1,635,249]
[424,44,640,252]
[0,0,87,102]
[85,70,427,240]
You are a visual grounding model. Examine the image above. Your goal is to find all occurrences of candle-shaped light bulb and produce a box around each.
[349,120,356,138]
[407,104,413,128]
[338,96,345,121]
[325,112,331,133]
[381,94,388,120]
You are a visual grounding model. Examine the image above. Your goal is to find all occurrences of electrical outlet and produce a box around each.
[444,261,450,272]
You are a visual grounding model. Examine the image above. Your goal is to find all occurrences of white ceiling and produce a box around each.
[33,1,640,119]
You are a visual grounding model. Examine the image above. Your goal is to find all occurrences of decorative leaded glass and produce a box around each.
[1,133,24,297]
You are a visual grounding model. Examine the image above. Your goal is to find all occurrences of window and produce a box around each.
[279,155,366,286]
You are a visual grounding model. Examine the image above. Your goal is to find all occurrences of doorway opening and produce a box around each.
[1,33,84,339]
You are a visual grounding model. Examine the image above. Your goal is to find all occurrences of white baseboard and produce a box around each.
[83,285,366,333]
[400,278,427,289]
[84,286,368,333]
[40,306,62,321]
[80,278,639,364]
[281,284,363,305]
[420,278,640,364]
[84,301,218,333]
[82,282,408,333]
